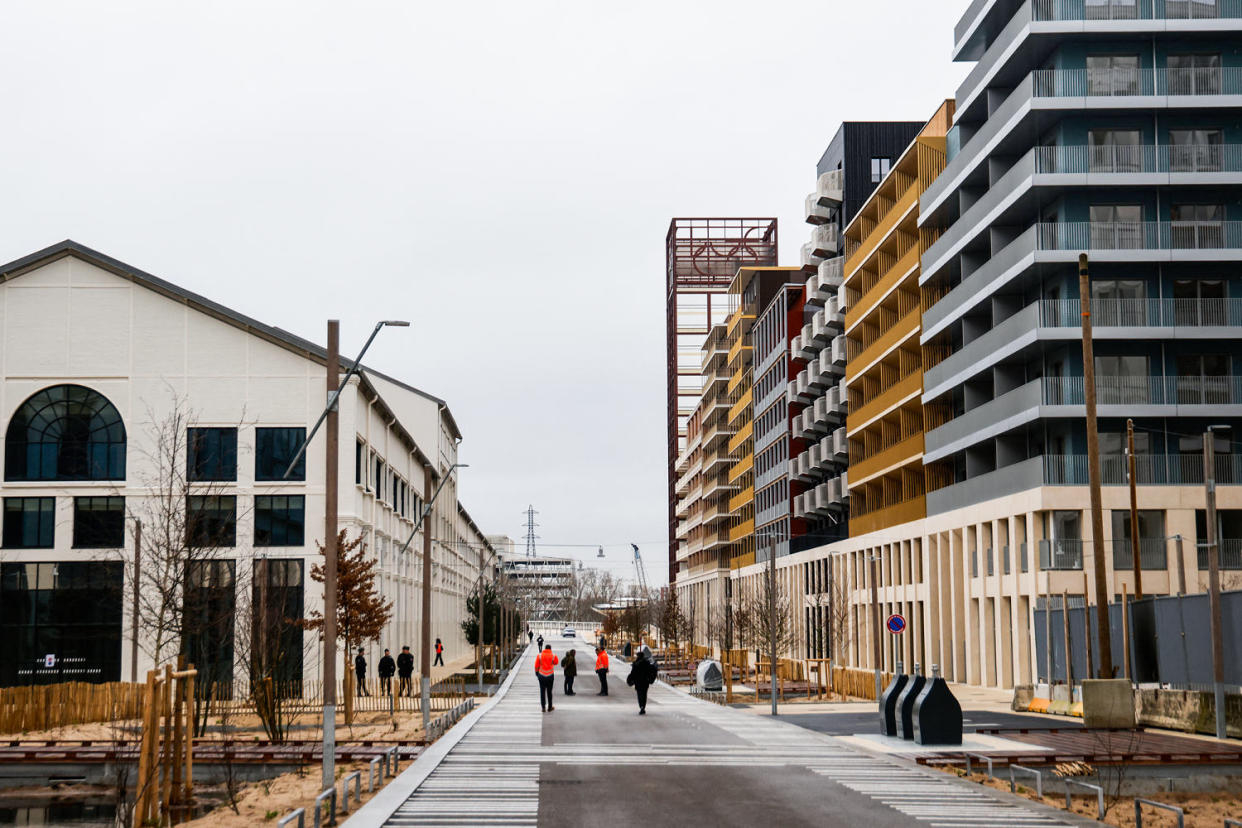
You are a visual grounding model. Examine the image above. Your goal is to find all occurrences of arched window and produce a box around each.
[4,385,126,481]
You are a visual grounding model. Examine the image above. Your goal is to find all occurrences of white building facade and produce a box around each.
[0,241,490,690]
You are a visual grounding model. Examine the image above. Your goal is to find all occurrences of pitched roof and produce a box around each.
[0,239,462,441]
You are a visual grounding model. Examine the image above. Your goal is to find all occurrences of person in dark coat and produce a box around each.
[626,650,658,714]
[562,649,577,695]
[536,634,544,651]
[527,629,534,642]
[378,648,396,695]
[355,648,369,696]
[396,645,414,697]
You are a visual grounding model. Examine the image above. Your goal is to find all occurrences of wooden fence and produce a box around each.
[0,681,145,733]
[831,667,894,701]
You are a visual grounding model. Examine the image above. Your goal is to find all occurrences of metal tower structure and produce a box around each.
[665,218,778,585]
[523,505,539,558]
[631,543,649,597]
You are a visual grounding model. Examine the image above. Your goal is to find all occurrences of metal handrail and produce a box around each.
[963,752,996,778]
[1010,764,1044,798]
[340,771,362,814]
[313,787,337,828]
[277,809,305,828]
[368,756,384,792]
[1064,778,1105,820]
[1135,797,1184,827]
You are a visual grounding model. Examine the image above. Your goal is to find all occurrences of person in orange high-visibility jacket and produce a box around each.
[594,646,610,696]
[535,645,559,712]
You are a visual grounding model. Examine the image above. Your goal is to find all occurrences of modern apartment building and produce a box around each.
[666,219,778,586]
[0,241,493,687]
[792,123,926,549]
[843,102,955,537]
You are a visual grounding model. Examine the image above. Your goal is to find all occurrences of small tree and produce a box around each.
[462,582,520,647]
[600,611,620,643]
[300,530,393,718]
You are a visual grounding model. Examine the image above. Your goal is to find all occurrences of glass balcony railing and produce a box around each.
[1031,67,1242,98]
[1035,143,1242,174]
[1042,453,1242,485]
[1037,221,1242,251]
[1197,538,1242,569]
[1040,374,1242,406]
[1032,0,1241,20]
[1112,538,1170,570]
[1038,297,1242,327]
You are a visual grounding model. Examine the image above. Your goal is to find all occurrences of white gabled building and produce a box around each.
[0,240,491,689]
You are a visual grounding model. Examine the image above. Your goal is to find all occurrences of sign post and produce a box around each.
[885,615,906,635]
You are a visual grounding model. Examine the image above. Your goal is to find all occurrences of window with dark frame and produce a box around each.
[188,428,238,482]
[255,495,305,547]
[186,495,237,548]
[255,428,306,481]
[355,441,364,486]
[73,496,125,548]
[2,498,55,549]
[870,157,891,183]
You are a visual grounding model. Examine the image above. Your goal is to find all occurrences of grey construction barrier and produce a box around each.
[879,660,907,737]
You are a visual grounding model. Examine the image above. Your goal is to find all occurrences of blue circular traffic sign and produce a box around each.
[886,614,906,634]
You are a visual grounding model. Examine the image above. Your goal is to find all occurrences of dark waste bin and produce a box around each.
[896,662,926,740]
[879,661,907,737]
[623,642,632,659]
[913,664,962,746]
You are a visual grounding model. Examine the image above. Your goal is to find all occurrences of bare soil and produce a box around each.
[940,766,1242,827]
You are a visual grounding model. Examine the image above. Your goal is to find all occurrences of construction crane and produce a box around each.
[631,543,649,596]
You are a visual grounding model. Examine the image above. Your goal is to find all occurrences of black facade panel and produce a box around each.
[816,121,924,226]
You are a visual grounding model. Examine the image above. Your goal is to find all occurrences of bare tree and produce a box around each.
[234,558,308,743]
[737,567,798,667]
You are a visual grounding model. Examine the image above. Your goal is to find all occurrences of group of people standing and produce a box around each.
[533,639,658,715]
[353,639,440,697]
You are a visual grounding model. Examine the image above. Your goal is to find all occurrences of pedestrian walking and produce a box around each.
[355,648,369,697]
[397,645,414,697]
[536,634,544,651]
[563,649,577,695]
[594,646,609,696]
[378,648,395,695]
[434,637,445,667]
[527,629,533,643]
[627,648,659,714]
[535,644,558,712]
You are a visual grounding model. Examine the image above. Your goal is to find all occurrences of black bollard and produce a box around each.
[879,660,907,737]
[913,664,962,746]
[896,661,926,740]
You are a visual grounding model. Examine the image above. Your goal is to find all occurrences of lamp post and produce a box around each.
[398,462,467,731]
[282,318,409,791]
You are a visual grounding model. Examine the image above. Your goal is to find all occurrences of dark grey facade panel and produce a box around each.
[816,121,924,226]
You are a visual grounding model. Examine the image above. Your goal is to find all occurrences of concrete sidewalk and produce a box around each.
[345,636,1096,827]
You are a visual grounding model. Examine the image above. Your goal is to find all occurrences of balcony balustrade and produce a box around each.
[816,169,844,206]
[1038,538,1084,570]
[1032,66,1242,98]
[1033,0,1241,20]
[1042,452,1242,485]
[1038,220,1242,251]
[1112,538,1169,570]
[1035,143,1242,175]
[1039,296,1242,327]
[805,193,832,225]
[1197,538,1242,569]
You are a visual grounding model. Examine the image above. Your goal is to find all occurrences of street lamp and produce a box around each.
[283,318,408,791]
[397,462,468,730]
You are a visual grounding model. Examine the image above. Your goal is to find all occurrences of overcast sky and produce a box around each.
[0,1,968,586]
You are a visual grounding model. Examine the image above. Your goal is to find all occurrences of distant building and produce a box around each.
[500,551,574,622]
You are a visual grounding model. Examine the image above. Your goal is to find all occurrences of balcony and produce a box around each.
[1044,452,1242,485]
[846,308,919,380]
[852,371,921,429]
[816,169,845,206]
[811,223,840,258]
[728,518,755,544]
[1039,538,1083,570]
[1112,538,1169,570]
[805,193,833,225]
[801,242,824,271]
[849,495,926,536]
[1042,373,1242,407]
[848,433,924,485]
[1039,220,1242,252]
[1197,538,1242,569]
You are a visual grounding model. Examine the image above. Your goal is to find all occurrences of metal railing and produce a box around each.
[1040,374,1242,406]
[313,787,336,828]
[277,809,305,828]
[1135,797,1184,827]
[1035,143,1242,175]
[1197,538,1242,569]
[1009,764,1044,797]
[1042,453,1242,486]
[1037,220,1242,251]
[1064,779,1105,821]
[1040,539,1084,570]
[1032,67,1242,98]
[1112,537,1169,570]
[1038,297,1242,328]
[1033,0,1241,20]
[340,771,362,815]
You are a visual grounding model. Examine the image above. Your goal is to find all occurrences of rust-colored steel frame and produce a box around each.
[665,218,777,584]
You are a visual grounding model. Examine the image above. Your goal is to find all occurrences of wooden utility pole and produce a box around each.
[131,519,142,684]
[477,542,485,689]
[1203,429,1226,739]
[1082,572,1094,679]
[1079,254,1113,676]
[1127,419,1144,599]
[322,320,340,791]
[768,531,778,716]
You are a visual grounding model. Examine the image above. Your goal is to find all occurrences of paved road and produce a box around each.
[372,636,1087,827]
